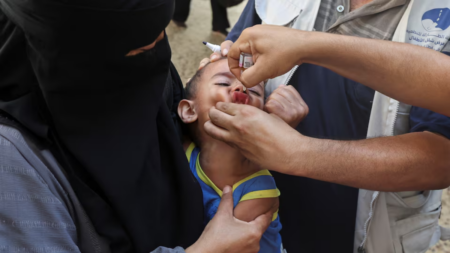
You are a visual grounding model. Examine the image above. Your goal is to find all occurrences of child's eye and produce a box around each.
[215,83,230,87]
[250,90,261,96]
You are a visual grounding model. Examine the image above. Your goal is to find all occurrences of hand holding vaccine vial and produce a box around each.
[239,53,254,92]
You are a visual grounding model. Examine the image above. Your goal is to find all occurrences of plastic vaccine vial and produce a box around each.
[239,53,254,70]
[239,53,253,93]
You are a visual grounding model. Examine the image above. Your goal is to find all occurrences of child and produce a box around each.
[178,58,282,253]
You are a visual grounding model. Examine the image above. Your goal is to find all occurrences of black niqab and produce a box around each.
[0,0,204,252]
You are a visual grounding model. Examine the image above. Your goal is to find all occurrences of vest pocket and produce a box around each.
[401,223,440,253]
[392,207,441,253]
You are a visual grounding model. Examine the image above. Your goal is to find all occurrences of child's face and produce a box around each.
[194,59,265,127]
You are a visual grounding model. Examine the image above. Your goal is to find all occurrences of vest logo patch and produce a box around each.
[422,8,450,31]
[407,4,450,52]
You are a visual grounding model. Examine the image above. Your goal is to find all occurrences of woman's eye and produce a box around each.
[250,90,261,96]
[216,83,230,87]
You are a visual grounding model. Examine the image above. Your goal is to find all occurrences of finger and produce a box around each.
[234,41,253,84]
[155,31,165,44]
[215,185,234,217]
[271,87,295,105]
[228,36,251,63]
[210,52,222,62]
[268,88,293,105]
[215,102,242,116]
[264,85,286,100]
[264,97,285,114]
[265,91,288,110]
[239,56,274,88]
[250,211,272,234]
[283,86,309,116]
[209,106,234,129]
[221,40,234,56]
[228,37,252,81]
[204,120,232,143]
[228,44,241,81]
[284,86,306,105]
[198,58,210,70]
[126,31,165,56]
[228,57,241,81]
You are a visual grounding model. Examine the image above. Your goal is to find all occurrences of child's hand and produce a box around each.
[264,85,309,128]
[185,186,271,253]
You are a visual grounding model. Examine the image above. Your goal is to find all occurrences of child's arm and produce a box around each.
[234,197,279,222]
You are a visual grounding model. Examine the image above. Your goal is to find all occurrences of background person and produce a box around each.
[173,0,230,36]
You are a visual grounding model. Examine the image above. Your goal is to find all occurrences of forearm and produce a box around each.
[276,131,450,191]
[300,31,450,116]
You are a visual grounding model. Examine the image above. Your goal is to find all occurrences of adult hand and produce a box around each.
[126,31,165,56]
[228,25,313,88]
[186,186,272,253]
[198,40,234,70]
[264,85,309,128]
[204,102,303,171]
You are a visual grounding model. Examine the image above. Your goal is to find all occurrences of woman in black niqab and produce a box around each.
[0,0,204,252]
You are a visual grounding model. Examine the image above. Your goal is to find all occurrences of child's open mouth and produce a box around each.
[232,92,250,105]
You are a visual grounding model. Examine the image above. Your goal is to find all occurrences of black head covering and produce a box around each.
[0,0,203,252]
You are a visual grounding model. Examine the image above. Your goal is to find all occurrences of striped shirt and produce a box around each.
[314,0,450,52]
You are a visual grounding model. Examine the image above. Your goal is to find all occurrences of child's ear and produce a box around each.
[178,99,198,124]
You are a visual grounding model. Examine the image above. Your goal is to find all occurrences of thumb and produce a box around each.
[216,186,234,218]
[239,56,272,88]
[250,211,272,234]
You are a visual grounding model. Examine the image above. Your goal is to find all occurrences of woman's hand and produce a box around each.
[227,25,314,88]
[126,31,165,56]
[264,85,309,128]
[185,186,272,253]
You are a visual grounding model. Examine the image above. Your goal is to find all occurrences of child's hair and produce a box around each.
[185,66,206,99]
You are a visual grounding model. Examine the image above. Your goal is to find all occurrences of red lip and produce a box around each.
[232,92,250,105]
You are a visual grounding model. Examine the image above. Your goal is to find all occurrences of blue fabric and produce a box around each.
[226,0,260,42]
[150,247,185,253]
[409,52,450,139]
[189,147,282,253]
[227,2,450,252]
[410,107,450,139]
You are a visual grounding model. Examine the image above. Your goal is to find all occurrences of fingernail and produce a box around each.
[223,185,231,194]
[222,49,228,56]
[211,55,218,61]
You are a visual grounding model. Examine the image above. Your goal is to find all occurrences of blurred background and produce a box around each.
[166,0,246,83]
[165,0,450,251]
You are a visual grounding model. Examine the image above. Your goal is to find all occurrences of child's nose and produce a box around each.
[231,84,246,93]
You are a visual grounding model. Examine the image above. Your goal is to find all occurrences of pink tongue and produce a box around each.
[233,92,249,104]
